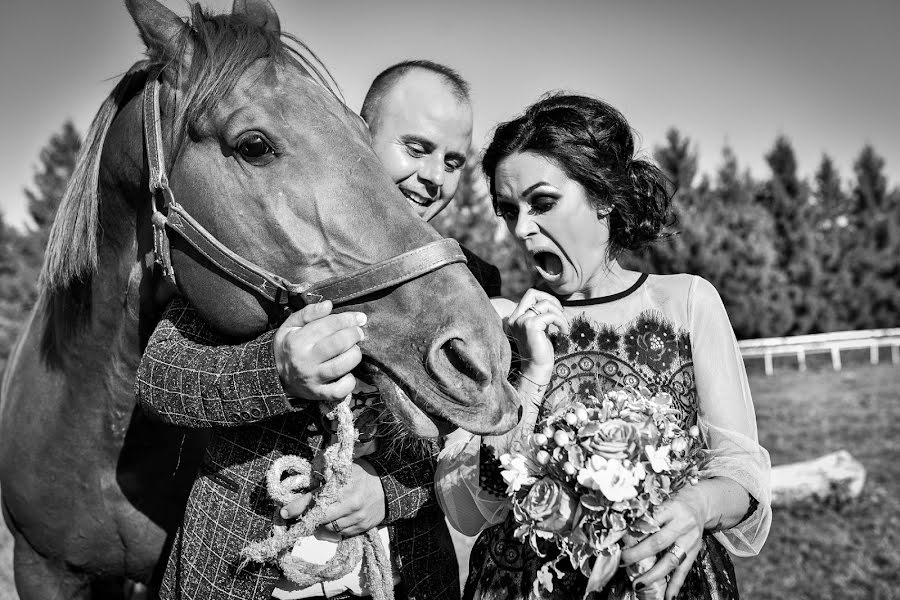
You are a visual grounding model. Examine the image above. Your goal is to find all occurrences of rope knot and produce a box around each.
[240,397,394,599]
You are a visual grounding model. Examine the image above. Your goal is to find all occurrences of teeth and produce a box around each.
[403,191,433,206]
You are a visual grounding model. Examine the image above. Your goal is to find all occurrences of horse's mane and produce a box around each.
[38,5,345,365]
[39,63,151,293]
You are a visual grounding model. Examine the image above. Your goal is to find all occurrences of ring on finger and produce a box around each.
[526,304,541,316]
[328,520,341,533]
[667,543,687,565]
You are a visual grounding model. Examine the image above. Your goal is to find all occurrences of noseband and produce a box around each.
[142,76,466,313]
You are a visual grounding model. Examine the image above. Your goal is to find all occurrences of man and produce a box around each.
[137,60,500,600]
[361,60,500,295]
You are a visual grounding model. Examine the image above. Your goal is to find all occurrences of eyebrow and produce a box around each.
[522,181,552,196]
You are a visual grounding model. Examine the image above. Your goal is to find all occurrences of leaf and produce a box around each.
[580,493,608,512]
[596,527,627,552]
[605,511,627,531]
[583,547,620,599]
[631,514,661,535]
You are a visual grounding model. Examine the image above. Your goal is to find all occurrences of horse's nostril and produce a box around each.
[442,338,491,386]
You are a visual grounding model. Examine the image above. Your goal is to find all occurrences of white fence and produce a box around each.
[738,328,900,375]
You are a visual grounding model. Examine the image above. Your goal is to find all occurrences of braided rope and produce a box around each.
[240,399,394,599]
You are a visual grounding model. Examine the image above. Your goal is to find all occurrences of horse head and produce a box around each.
[103,0,518,437]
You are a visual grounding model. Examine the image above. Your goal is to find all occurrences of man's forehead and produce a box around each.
[382,72,470,122]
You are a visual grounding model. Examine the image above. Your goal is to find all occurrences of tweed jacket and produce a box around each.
[136,299,460,600]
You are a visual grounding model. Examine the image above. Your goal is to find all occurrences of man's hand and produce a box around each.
[274,300,367,403]
[279,459,386,537]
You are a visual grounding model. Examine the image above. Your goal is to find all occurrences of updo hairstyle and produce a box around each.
[482,93,672,258]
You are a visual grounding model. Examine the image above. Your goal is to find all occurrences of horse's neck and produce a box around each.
[41,164,158,421]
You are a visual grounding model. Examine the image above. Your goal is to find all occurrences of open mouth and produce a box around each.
[401,189,435,208]
[531,249,564,281]
[384,379,455,437]
[361,363,455,439]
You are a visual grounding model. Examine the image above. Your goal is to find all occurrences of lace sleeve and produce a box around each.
[434,429,511,536]
[689,276,772,556]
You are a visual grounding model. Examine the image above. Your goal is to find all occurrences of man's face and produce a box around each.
[369,70,473,222]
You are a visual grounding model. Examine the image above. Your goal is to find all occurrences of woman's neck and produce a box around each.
[565,260,643,301]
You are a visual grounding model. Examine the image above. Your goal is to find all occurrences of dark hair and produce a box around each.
[360,60,470,130]
[482,93,672,257]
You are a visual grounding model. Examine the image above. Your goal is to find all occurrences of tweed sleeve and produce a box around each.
[365,439,440,524]
[136,297,299,427]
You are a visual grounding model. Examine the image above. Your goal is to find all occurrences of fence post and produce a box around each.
[870,343,879,365]
[893,344,900,365]
[830,346,842,371]
[764,351,774,376]
[797,348,807,372]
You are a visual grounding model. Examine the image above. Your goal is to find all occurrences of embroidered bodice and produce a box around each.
[544,309,697,428]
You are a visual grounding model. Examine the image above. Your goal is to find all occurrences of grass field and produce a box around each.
[733,362,900,599]
[1,362,898,599]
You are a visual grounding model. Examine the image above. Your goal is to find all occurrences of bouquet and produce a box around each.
[499,385,704,600]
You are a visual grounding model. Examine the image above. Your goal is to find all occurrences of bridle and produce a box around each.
[142,75,466,315]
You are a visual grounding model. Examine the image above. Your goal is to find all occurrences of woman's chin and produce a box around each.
[534,265,574,295]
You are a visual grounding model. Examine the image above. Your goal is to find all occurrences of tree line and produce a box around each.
[2,122,898,373]
[436,129,900,340]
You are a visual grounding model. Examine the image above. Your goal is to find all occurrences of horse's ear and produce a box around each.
[125,0,189,57]
[232,0,281,34]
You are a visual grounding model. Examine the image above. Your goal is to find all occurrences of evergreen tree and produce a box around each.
[813,155,854,331]
[22,120,81,266]
[845,145,900,328]
[712,147,791,337]
[0,121,81,369]
[756,136,826,334]
[653,128,698,200]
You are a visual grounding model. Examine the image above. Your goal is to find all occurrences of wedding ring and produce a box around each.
[526,304,540,316]
[329,520,341,533]
[667,543,687,564]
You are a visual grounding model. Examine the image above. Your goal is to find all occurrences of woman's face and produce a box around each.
[494,151,611,296]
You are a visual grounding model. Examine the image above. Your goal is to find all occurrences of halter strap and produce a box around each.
[141,77,466,310]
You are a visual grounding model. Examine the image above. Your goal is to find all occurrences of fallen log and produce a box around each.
[771,450,866,507]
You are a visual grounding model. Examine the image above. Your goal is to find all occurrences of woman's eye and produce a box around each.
[530,199,556,214]
[496,206,517,220]
[445,161,463,173]
[237,134,274,159]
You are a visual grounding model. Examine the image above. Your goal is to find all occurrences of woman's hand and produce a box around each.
[621,486,710,599]
[497,289,568,385]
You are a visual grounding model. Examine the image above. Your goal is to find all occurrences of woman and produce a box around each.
[436,94,771,600]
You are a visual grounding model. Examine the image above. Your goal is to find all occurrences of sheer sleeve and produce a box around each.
[434,428,510,536]
[688,276,772,556]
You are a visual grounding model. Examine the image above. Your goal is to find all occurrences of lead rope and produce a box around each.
[240,398,394,600]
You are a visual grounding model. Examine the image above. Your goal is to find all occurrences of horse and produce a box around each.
[0,1,518,597]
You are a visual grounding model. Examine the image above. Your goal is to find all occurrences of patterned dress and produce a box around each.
[439,273,765,600]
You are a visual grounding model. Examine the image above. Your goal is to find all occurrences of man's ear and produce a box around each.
[124,0,189,60]
[232,0,281,34]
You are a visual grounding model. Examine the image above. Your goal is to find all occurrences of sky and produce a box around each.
[1,0,899,228]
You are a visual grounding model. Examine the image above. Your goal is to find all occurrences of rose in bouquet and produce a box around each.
[499,385,704,599]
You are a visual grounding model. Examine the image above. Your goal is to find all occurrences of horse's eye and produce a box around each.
[237,134,274,160]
